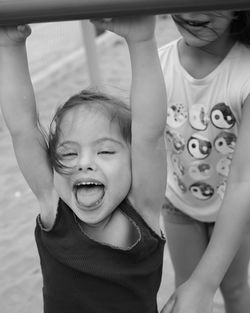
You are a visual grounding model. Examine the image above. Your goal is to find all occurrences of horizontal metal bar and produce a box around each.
[0,0,250,25]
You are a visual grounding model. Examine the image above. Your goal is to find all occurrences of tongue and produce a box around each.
[76,186,104,207]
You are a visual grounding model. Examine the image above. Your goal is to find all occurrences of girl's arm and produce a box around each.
[93,16,167,232]
[127,17,167,232]
[162,95,250,313]
[0,26,57,226]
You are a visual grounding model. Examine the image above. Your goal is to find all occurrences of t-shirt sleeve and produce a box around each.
[241,76,250,105]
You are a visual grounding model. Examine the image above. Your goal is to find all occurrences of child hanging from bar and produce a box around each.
[159,10,250,313]
[0,16,167,313]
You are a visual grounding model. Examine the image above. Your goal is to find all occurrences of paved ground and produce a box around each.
[0,15,233,312]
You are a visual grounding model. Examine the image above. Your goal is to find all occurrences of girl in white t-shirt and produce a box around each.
[160,10,250,313]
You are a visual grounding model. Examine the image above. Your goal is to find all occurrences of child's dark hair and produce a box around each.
[231,11,250,45]
[48,89,131,174]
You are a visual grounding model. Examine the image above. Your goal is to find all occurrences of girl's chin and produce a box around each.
[181,32,216,48]
[75,201,102,212]
[75,210,100,223]
[74,200,105,221]
[75,212,109,229]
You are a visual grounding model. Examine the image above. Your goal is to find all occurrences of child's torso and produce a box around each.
[35,199,165,313]
[159,39,250,221]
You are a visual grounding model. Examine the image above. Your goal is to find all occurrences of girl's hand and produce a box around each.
[91,15,155,43]
[161,280,214,313]
[0,25,31,46]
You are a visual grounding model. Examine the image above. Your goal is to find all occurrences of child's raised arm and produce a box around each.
[93,16,167,232]
[0,26,56,226]
[127,16,167,232]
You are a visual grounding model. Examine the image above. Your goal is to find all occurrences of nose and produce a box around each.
[77,153,97,172]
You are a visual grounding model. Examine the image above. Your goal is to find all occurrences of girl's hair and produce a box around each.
[48,89,131,174]
[231,11,250,45]
[173,10,250,46]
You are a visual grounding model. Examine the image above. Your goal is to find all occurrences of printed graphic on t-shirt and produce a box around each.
[216,156,232,177]
[166,130,185,153]
[217,179,227,199]
[171,154,185,176]
[189,103,209,130]
[210,103,236,129]
[167,103,188,128]
[189,182,214,200]
[188,162,212,180]
[187,134,212,159]
[173,172,187,193]
[166,100,237,203]
[214,132,236,154]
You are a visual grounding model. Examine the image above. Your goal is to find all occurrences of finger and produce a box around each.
[17,24,31,36]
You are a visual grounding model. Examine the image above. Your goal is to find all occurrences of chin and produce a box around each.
[183,37,207,48]
[75,206,108,225]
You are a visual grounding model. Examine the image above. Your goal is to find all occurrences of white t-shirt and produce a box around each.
[159,39,250,222]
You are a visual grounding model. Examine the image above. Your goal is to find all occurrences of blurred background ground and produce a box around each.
[0,15,228,312]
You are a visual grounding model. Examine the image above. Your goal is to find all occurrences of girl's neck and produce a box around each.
[78,208,139,248]
[178,33,236,79]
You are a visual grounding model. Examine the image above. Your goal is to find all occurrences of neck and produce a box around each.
[81,213,113,234]
[178,32,236,79]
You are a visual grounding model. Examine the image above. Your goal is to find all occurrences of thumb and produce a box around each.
[161,294,176,313]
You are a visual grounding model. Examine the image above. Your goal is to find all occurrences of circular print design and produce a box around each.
[210,103,236,129]
[217,179,227,200]
[189,103,209,131]
[189,182,214,200]
[214,132,236,155]
[167,103,188,128]
[171,154,185,176]
[187,133,212,159]
[173,172,187,193]
[165,130,185,153]
[188,162,212,180]
[216,156,232,176]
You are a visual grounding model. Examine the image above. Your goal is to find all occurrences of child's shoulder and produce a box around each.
[158,38,180,57]
[227,41,250,77]
[232,41,250,62]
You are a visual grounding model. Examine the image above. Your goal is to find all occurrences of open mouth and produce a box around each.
[73,181,105,209]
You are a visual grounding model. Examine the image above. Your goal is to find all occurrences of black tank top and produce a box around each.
[35,199,165,313]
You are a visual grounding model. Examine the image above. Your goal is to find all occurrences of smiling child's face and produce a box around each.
[172,11,234,48]
[53,105,131,227]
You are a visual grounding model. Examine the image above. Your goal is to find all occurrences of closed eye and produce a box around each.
[61,152,78,157]
[98,151,115,155]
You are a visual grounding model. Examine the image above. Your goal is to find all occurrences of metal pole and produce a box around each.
[81,20,102,87]
[0,0,250,25]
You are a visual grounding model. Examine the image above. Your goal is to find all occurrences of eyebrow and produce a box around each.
[94,137,125,147]
[57,137,125,148]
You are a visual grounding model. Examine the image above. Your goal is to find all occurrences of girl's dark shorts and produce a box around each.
[162,198,215,236]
